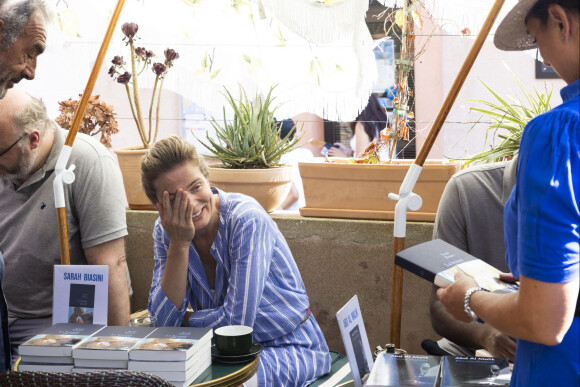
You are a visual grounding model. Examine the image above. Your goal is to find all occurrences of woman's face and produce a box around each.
[153,162,217,233]
[527,17,559,69]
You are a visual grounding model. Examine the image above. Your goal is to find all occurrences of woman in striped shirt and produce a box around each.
[140,136,331,386]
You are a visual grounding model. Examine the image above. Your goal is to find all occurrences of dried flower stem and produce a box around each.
[129,40,148,147]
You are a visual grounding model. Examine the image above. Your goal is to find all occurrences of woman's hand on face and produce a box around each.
[157,188,195,245]
[437,271,479,323]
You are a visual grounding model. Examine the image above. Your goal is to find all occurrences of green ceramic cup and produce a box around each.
[214,325,253,356]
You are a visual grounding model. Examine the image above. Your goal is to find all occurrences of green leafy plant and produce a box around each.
[461,77,553,166]
[199,86,299,169]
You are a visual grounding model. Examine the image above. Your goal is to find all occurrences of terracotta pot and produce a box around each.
[114,146,154,210]
[298,158,461,221]
[208,165,293,212]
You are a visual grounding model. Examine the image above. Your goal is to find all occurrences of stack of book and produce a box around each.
[128,326,213,387]
[18,323,106,372]
[72,326,157,371]
[365,352,511,387]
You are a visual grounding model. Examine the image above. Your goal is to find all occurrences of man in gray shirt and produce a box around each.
[429,158,518,361]
[0,89,130,362]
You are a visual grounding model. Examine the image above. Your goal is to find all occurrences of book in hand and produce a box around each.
[365,352,442,387]
[18,323,106,357]
[73,326,156,361]
[394,239,519,293]
[440,356,511,386]
[129,326,213,361]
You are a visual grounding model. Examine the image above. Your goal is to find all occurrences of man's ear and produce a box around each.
[548,4,571,40]
[27,130,41,150]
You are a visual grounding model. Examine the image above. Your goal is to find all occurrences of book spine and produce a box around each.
[394,255,437,283]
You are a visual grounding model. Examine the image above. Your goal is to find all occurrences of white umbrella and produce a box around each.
[45,0,378,121]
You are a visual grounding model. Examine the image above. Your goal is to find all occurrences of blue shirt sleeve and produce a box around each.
[515,108,579,283]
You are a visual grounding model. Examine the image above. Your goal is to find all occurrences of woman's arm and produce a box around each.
[438,272,579,345]
[354,122,372,156]
[148,189,194,326]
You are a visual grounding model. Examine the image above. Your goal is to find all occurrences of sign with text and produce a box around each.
[52,265,108,326]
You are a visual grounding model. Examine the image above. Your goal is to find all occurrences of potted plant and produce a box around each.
[461,77,553,166]
[108,22,179,209]
[198,86,300,212]
[56,95,119,148]
[298,5,460,222]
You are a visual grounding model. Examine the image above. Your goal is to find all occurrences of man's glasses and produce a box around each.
[0,133,28,158]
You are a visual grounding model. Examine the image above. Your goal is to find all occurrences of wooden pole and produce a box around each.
[57,0,126,265]
[389,0,506,348]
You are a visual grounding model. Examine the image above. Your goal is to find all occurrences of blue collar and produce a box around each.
[560,80,579,102]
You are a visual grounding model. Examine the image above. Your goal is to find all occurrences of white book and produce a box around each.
[129,342,211,372]
[129,326,212,361]
[73,326,156,361]
[19,324,106,357]
[20,355,74,364]
[52,265,109,326]
[139,349,210,381]
[146,356,212,385]
[74,358,129,369]
[18,362,74,372]
[336,295,374,387]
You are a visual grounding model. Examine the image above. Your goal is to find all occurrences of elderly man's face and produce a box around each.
[0,11,47,98]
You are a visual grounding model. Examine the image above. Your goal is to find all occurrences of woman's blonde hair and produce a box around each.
[141,136,209,203]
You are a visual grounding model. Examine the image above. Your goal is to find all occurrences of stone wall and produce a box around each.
[126,210,439,355]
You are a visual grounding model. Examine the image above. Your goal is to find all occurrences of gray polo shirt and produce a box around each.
[433,158,518,271]
[0,127,128,323]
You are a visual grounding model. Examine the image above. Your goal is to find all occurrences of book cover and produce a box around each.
[73,326,156,361]
[395,239,519,293]
[129,342,211,372]
[52,265,109,325]
[18,323,106,357]
[335,295,374,387]
[440,356,511,386]
[129,326,213,361]
[365,353,441,387]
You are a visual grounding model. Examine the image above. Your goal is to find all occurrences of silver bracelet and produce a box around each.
[464,287,490,324]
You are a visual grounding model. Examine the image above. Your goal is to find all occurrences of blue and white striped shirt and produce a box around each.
[149,188,331,386]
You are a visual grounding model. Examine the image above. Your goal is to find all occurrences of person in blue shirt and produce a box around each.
[140,136,331,387]
[438,0,579,386]
[0,252,11,372]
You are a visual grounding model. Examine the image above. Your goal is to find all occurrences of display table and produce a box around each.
[14,356,259,387]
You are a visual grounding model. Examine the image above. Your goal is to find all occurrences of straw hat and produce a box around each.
[494,0,539,51]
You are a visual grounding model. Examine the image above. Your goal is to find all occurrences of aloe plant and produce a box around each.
[461,77,553,166]
[199,86,299,169]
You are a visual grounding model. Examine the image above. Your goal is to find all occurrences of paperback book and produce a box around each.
[20,355,73,364]
[129,326,213,362]
[129,342,211,372]
[18,362,74,372]
[395,239,519,293]
[52,265,109,325]
[440,356,511,386]
[335,295,374,387]
[18,323,106,357]
[365,353,442,387]
[73,326,156,361]
[74,358,129,369]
